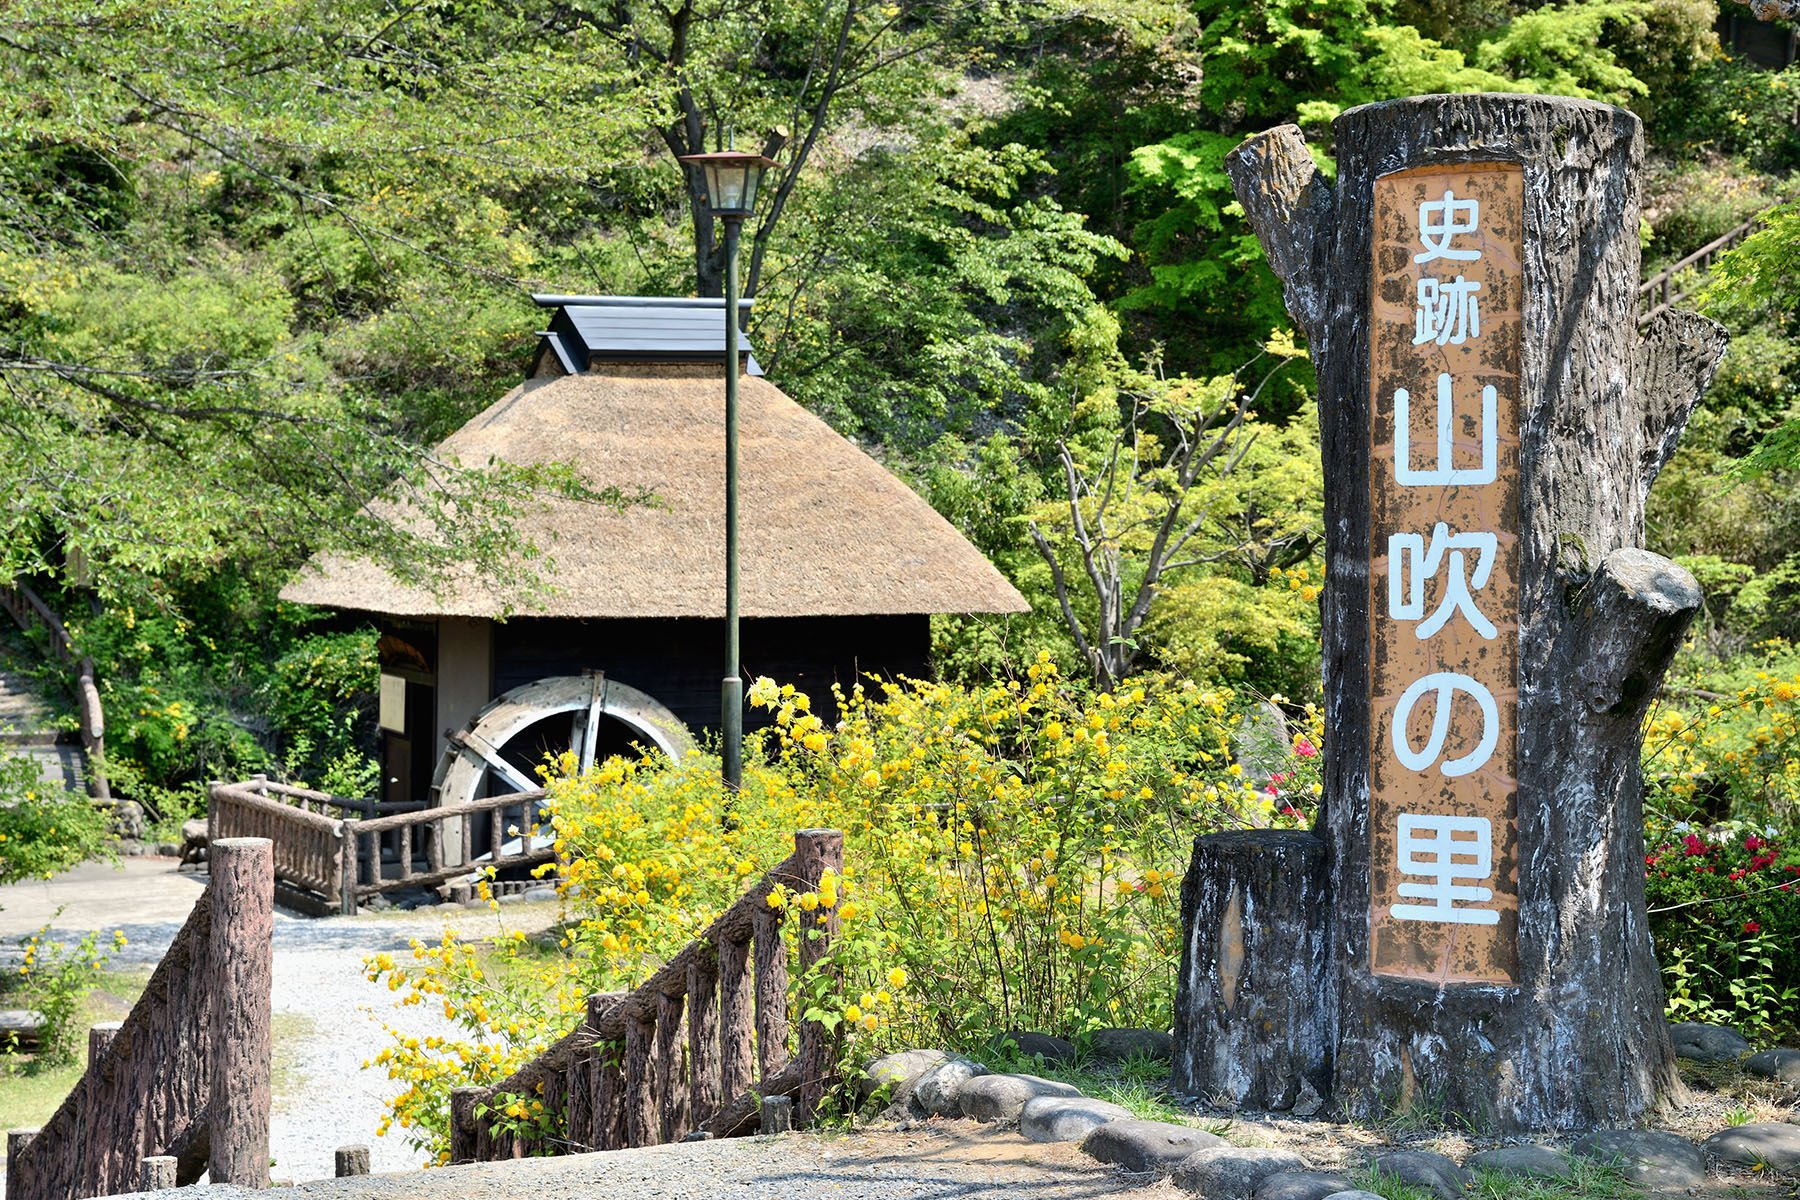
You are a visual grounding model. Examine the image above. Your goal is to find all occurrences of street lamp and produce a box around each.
[679,145,778,792]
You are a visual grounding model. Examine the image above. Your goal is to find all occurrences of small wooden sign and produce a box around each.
[1367,163,1523,985]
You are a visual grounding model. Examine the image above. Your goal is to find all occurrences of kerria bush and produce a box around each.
[363,659,1323,1158]
[1642,653,1800,1037]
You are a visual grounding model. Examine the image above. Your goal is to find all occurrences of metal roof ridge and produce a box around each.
[531,294,754,309]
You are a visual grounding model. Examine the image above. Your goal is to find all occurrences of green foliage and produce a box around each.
[0,757,110,888]
[1652,57,1800,172]
[7,920,128,1068]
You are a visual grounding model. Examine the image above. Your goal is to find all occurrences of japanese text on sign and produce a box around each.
[1368,165,1522,985]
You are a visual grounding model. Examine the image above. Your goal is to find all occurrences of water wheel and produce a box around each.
[429,672,693,808]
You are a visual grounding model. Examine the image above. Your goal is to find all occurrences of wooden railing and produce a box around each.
[4,838,273,1200]
[1639,215,1760,327]
[0,579,107,801]
[208,777,555,915]
[450,828,844,1162]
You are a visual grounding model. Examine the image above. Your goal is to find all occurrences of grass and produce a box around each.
[0,965,152,1142]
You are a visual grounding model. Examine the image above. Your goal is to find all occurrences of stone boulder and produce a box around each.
[1368,1151,1469,1200]
[1172,1147,1310,1199]
[1702,1122,1800,1172]
[1089,1027,1175,1063]
[1571,1128,1705,1189]
[1252,1171,1355,1200]
[1465,1145,1572,1180]
[954,1073,1080,1123]
[1079,1119,1228,1175]
[1746,1048,1800,1085]
[914,1058,987,1117]
[989,1030,1078,1065]
[859,1049,951,1104]
[1669,1021,1751,1063]
[1019,1096,1133,1143]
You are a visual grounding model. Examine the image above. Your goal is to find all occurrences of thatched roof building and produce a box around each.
[281,364,1025,620]
[282,296,1025,811]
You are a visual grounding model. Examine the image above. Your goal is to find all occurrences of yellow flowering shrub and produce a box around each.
[366,661,1322,1156]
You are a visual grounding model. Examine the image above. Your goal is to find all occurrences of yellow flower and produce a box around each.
[887,967,908,989]
[844,1004,863,1022]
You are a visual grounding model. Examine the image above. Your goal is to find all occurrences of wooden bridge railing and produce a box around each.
[208,777,555,915]
[1638,214,1760,327]
[450,828,845,1163]
[4,838,273,1200]
[0,578,107,801]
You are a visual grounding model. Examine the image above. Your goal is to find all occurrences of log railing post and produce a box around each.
[141,1155,177,1191]
[339,818,360,917]
[450,1086,484,1164]
[792,828,843,1125]
[9,1128,35,1196]
[334,1145,370,1177]
[566,1050,593,1151]
[751,905,788,1080]
[595,1040,625,1151]
[623,1012,656,1148]
[207,837,274,1188]
[79,1022,123,1195]
[655,989,688,1144]
[686,943,721,1129]
[717,931,754,1106]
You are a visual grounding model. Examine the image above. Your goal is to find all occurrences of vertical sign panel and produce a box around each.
[1368,164,1523,986]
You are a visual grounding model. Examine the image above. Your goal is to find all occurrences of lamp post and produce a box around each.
[679,146,778,792]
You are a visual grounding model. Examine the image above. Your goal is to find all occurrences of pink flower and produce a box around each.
[1746,835,1764,852]
[1295,740,1317,758]
[1745,921,1761,934]
[1682,834,1707,857]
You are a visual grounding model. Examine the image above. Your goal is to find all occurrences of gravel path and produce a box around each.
[0,858,543,1184]
[181,1124,1168,1200]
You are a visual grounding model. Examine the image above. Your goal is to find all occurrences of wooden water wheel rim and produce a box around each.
[429,672,694,809]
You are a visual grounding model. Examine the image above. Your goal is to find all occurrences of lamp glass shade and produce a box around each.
[679,151,778,218]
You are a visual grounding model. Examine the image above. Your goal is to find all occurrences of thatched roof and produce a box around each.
[280,364,1029,620]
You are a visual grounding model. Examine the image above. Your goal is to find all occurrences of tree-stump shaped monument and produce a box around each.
[1175,94,1729,1131]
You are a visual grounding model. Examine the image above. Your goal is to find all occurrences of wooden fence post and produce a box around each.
[654,989,688,1144]
[8,1128,36,1197]
[339,819,360,917]
[207,837,274,1187]
[792,828,843,1125]
[623,1012,656,1148]
[140,1155,177,1191]
[79,1022,124,1194]
[449,1087,480,1164]
[334,1145,370,1177]
[717,931,754,1106]
[687,943,721,1129]
[750,906,788,1080]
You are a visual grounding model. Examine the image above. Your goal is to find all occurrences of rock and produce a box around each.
[110,800,145,839]
[1020,1096,1133,1143]
[1079,1118,1228,1175]
[1252,1171,1354,1200]
[1669,1021,1751,1063]
[1747,1048,1800,1085]
[954,1072,1080,1123]
[859,1049,951,1103]
[1368,1151,1470,1200]
[914,1058,987,1117]
[521,886,558,903]
[1571,1128,1705,1189]
[1090,1027,1175,1063]
[0,1009,44,1051]
[1173,1147,1310,1199]
[989,1029,1078,1065]
[1465,1145,1573,1180]
[1319,1193,1385,1200]
[1702,1122,1800,1172]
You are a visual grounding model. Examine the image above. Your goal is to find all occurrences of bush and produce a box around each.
[364,664,1325,1157]
[1643,645,1800,1035]
[6,920,128,1068]
[0,756,111,887]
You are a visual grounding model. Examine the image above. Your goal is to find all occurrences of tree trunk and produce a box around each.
[1173,831,1330,1113]
[1226,94,1726,1131]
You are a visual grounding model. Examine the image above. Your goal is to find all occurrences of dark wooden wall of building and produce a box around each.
[490,614,931,734]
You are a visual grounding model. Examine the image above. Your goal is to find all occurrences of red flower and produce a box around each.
[1683,834,1707,857]
[1295,740,1317,759]
[1746,836,1764,852]
[1645,854,1660,867]
[1745,921,1762,934]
